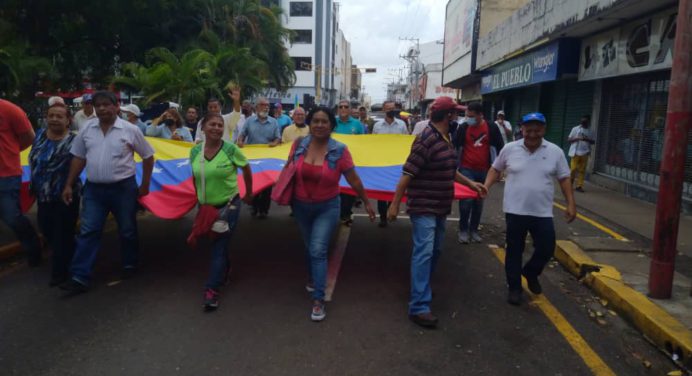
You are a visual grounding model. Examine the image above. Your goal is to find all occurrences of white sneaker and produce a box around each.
[457,231,470,244]
[311,301,326,321]
[470,232,483,243]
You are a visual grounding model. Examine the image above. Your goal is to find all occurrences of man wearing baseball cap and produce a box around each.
[388,96,487,328]
[73,93,97,131]
[483,112,576,306]
[120,104,147,134]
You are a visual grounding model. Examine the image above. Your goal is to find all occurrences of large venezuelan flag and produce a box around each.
[19,135,478,219]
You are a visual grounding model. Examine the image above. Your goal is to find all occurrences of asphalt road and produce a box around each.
[0,186,680,375]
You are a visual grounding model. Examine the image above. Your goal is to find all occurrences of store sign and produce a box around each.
[480,42,560,94]
[579,8,676,81]
[442,0,478,84]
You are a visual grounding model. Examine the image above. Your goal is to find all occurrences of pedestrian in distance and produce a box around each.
[194,93,244,144]
[273,102,293,134]
[483,112,576,306]
[358,106,374,134]
[372,100,409,228]
[334,100,366,226]
[237,97,281,219]
[0,98,42,267]
[453,101,504,244]
[288,106,376,321]
[72,93,97,131]
[281,107,309,144]
[568,115,595,193]
[120,103,147,135]
[184,106,200,139]
[29,103,82,286]
[190,113,254,311]
[59,91,155,294]
[146,108,193,142]
[388,96,487,328]
[494,110,514,146]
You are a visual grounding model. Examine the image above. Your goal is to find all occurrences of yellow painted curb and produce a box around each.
[555,240,692,367]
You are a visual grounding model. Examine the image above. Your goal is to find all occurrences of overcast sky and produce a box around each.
[339,0,448,104]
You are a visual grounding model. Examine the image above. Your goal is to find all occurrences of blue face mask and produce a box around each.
[466,117,478,126]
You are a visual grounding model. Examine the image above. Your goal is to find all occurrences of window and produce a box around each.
[293,30,312,44]
[292,57,312,71]
[290,1,312,17]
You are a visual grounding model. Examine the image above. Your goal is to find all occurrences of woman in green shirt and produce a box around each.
[190,113,253,311]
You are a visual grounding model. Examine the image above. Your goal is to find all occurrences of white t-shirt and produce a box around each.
[194,111,245,143]
[372,118,408,135]
[567,125,594,157]
[72,109,98,131]
[412,119,430,136]
[492,139,571,218]
[494,120,513,145]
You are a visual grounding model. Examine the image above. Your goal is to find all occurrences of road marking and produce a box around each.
[352,214,461,222]
[552,202,628,241]
[324,224,351,302]
[489,246,616,376]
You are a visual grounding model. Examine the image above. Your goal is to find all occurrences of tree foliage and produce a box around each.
[0,0,295,106]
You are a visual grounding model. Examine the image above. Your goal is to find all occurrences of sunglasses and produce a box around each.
[338,105,350,109]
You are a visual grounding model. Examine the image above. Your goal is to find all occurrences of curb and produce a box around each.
[554,240,692,369]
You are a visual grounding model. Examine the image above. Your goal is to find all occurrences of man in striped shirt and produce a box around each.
[387,96,486,328]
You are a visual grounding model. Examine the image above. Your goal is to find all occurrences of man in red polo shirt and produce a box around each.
[0,98,41,266]
[453,101,504,244]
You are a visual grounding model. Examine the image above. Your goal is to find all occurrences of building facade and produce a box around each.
[443,0,690,211]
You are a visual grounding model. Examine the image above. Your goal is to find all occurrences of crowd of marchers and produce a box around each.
[2,85,595,327]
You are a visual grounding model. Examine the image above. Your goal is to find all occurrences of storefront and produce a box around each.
[479,39,587,151]
[579,6,691,210]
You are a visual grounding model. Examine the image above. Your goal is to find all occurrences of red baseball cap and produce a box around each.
[429,96,465,113]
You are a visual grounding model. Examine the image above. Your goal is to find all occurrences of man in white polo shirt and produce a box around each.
[483,112,576,306]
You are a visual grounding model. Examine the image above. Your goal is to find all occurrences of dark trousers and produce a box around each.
[505,213,556,291]
[340,194,355,220]
[0,176,41,264]
[70,177,140,284]
[37,200,79,281]
[377,200,390,221]
[252,187,272,214]
[458,168,487,233]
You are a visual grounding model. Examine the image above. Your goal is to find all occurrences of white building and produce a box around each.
[259,0,350,108]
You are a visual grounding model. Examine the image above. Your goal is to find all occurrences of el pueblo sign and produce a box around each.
[579,8,676,81]
[481,42,560,94]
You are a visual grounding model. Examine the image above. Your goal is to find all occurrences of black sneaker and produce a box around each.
[203,288,220,311]
[378,218,388,228]
[576,187,585,193]
[258,212,268,219]
[409,312,438,328]
[59,279,89,294]
[507,290,522,306]
[523,273,542,294]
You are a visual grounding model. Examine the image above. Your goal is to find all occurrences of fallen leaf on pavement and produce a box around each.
[596,319,607,326]
[667,370,682,376]
[642,360,652,368]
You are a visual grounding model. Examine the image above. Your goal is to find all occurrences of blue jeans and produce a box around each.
[505,213,556,291]
[409,214,446,315]
[206,197,241,289]
[293,196,340,301]
[70,177,139,285]
[458,168,487,233]
[0,176,41,264]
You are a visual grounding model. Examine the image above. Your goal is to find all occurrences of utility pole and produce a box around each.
[399,37,420,110]
[648,0,692,299]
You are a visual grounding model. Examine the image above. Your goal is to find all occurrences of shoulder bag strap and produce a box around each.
[199,140,206,204]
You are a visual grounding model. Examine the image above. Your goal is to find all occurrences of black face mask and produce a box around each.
[386,110,399,119]
[580,121,589,128]
[163,119,175,127]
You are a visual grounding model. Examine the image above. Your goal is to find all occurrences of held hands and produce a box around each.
[242,192,254,205]
[62,186,73,206]
[471,182,488,198]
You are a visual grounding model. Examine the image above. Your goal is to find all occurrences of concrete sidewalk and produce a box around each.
[552,180,692,368]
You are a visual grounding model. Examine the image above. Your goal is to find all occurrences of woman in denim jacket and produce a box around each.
[290,106,376,321]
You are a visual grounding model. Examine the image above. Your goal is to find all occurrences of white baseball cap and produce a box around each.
[48,96,65,106]
[121,104,142,117]
[497,110,505,116]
